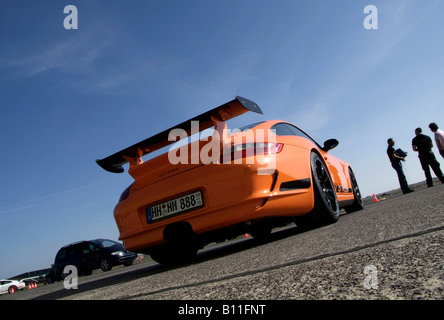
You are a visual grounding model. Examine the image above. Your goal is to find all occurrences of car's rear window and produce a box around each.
[238,121,265,131]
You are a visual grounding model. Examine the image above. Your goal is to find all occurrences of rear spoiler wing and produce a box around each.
[96,96,262,173]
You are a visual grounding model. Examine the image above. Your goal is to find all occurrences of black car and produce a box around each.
[46,239,137,282]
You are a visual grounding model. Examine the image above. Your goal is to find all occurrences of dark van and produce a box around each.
[46,239,137,282]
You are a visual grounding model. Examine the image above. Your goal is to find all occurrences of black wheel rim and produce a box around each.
[350,170,363,205]
[314,157,338,212]
[101,260,110,271]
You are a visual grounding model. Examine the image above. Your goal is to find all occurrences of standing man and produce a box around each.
[412,127,444,187]
[429,122,444,159]
[387,138,414,194]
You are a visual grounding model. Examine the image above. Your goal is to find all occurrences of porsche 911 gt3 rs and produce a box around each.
[96,96,363,264]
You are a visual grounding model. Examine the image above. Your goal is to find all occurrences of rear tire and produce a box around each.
[249,223,272,240]
[308,152,340,225]
[150,244,198,265]
[8,286,17,294]
[151,222,200,264]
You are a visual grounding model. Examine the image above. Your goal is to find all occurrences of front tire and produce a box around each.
[100,259,112,272]
[344,167,364,213]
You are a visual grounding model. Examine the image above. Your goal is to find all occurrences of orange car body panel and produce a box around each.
[113,122,355,252]
[97,98,357,253]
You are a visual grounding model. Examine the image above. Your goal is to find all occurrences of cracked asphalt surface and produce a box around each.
[3,183,443,301]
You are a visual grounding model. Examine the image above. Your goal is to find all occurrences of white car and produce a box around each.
[0,279,26,295]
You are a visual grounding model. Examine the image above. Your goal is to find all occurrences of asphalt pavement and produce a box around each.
[3,183,443,301]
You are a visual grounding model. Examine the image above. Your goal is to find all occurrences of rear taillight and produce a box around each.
[221,142,283,163]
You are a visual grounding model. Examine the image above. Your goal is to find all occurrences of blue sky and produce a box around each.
[1,0,443,279]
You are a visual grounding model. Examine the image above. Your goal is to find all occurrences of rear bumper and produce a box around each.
[116,162,314,252]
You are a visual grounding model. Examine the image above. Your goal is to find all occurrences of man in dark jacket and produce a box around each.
[387,138,414,194]
[412,127,444,187]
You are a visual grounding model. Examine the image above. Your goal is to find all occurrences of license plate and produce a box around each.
[146,191,203,223]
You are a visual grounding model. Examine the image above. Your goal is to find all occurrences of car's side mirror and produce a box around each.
[322,139,339,152]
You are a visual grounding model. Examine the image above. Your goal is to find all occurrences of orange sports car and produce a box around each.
[96,96,363,264]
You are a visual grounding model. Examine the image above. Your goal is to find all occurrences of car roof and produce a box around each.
[59,240,88,249]
[239,120,296,130]
[59,239,120,249]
